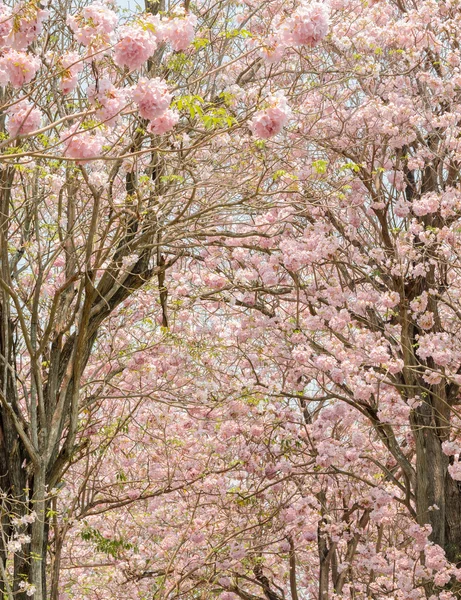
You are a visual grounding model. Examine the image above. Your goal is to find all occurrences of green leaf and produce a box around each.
[312,159,328,174]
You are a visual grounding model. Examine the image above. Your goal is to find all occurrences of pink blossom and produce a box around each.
[143,14,166,42]
[425,544,447,570]
[132,77,172,120]
[250,94,291,139]
[0,50,40,88]
[434,571,452,587]
[448,462,461,481]
[282,2,329,47]
[67,2,118,47]
[410,292,428,315]
[418,311,434,330]
[0,4,12,47]
[60,52,83,94]
[381,291,400,308]
[61,125,104,163]
[422,370,443,385]
[164,13,197,51]
[6,101,41,137]
[147,108,179,134]
[413,193,439,216]
[442,441,459,456]
[258,36,286,63]
[190,531,205,544]
[7,2,48,49]
[114,25,157,70]
[394,199,411,217]
[250,424,264,438]
[88,79,128,125]
[303,530,317,542]
[417,333,453,367]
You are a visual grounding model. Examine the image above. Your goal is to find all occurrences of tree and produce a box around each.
[3,0,461,598]
[0,0,276,597]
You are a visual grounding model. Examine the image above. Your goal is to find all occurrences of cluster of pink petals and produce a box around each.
[282,2,329,47]
[448,462,461,481]
[250,94,291,139]
[67,1,118,47]
[258,35,285,64]
[412,192,439,216]
[0,50,40,88]
[66,4,197,58]
[163,13,197,51]
[132,78,177,134]
[88,78,128,125]
[114,25,157,70]
[8,1,49,49]
[61,124,104,163]
[442,441,459,456]
[132,77,170,118]
[0,3,12,47]
[6,100,41,136]
[60,52,83,94]
[147,108,179,134]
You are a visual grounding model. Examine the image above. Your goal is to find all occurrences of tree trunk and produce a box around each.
[412,401,461,564]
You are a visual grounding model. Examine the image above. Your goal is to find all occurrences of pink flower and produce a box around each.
[60,52,83,94]
[250,424,264,438]
[190,531,205,544]
[448,462,461,481]
[418,311,434,330]
[0,4,12,47]
[422,370,443,385]
[259,36,286,63]
[0,50,40,88]
[413,193,439,216]
[7,2,48,49]
[6,100,41,136]
[164,13,197,51]
[147,108,179,134]
[114,25,157,70]
[132,77,172,120]
[442,441,459,456]
[425,544,447,570]
[67,2,118,48]
[250,94,291,139]
[61,125,104,163]
[381,291,400,308]
[143,14,166,42]
[88,78,128,125]
[282,2,329,47]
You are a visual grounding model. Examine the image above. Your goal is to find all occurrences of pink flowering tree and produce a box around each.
[0,0,293,597]
[3,0,461,599]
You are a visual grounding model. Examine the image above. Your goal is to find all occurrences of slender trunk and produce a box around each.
[412,402,461,564]
[50,528,64,600]
[29,468,46,600]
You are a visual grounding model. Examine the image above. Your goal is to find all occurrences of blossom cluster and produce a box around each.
[6,100,42,136]
[60,52,84,94]
[67,3,197,67]
[60,124,104,164]
[88,78,128,126]
[250,93,292,139]
[0,50,40,88]
[60,74,178,159]
[67,1,118,47]
[282,2,329,47]
[0,1,48,49]
[132,77,179,134]
[257,1,329,64]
